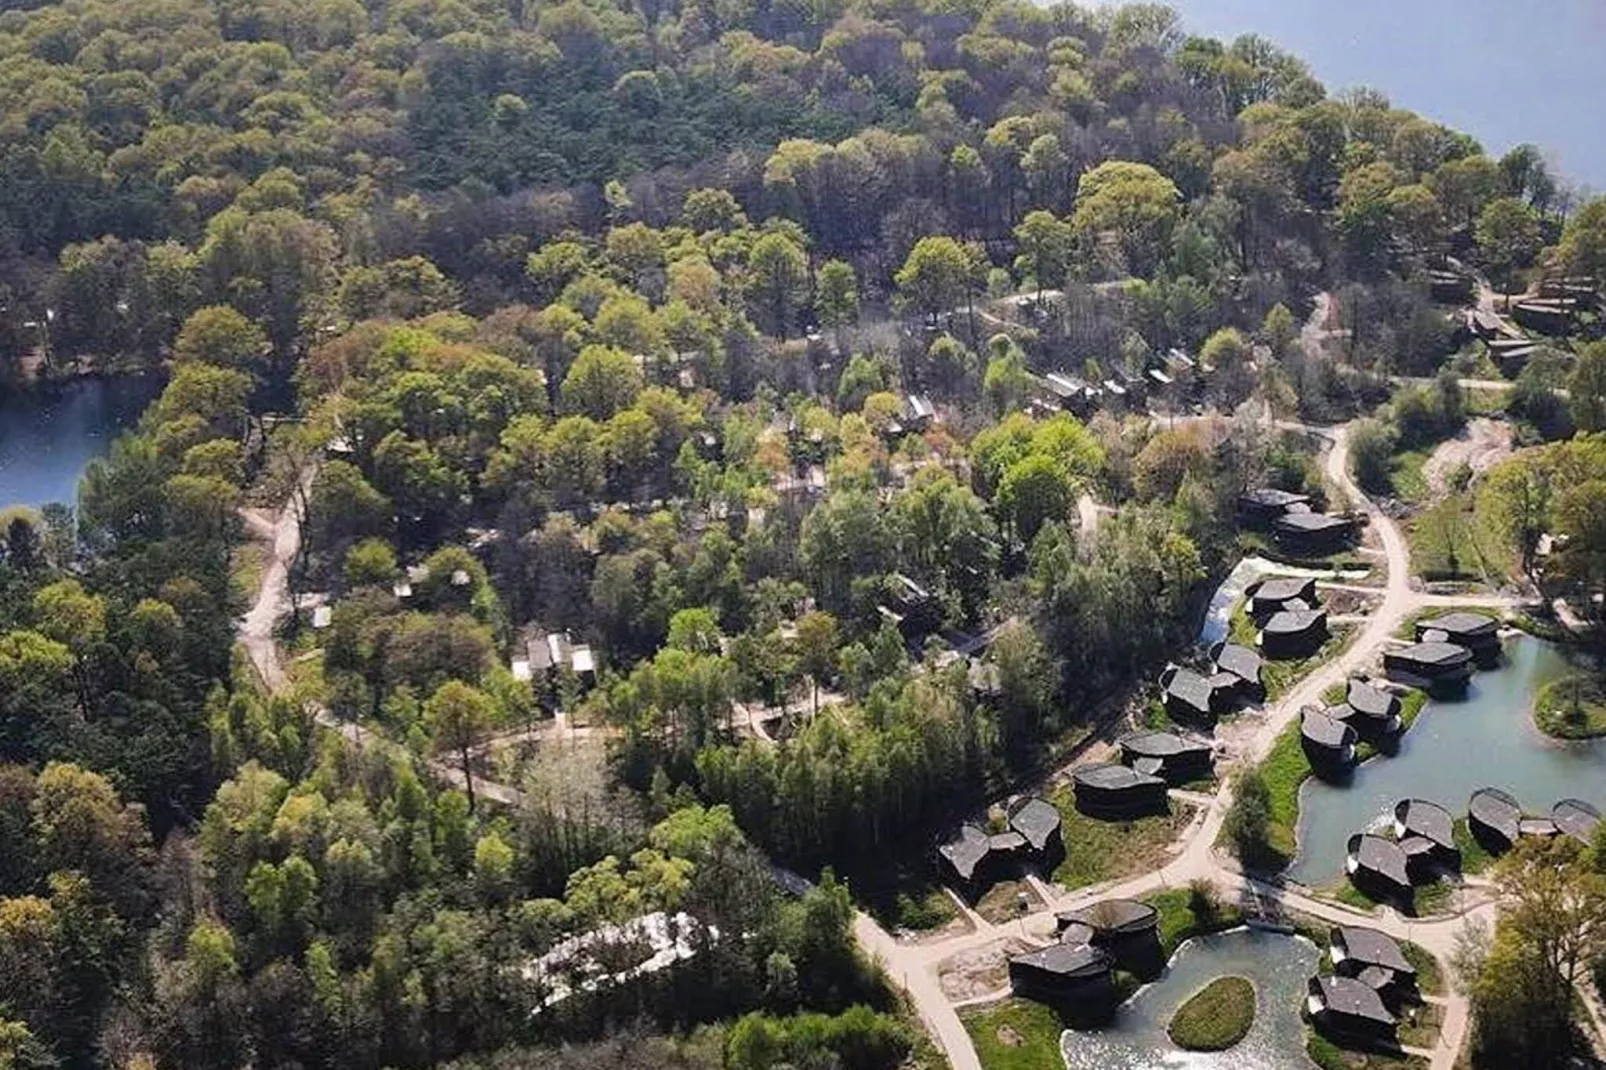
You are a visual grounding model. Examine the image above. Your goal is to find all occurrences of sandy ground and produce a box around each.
[1422,417,1513,498]
[937,938,1033,1001]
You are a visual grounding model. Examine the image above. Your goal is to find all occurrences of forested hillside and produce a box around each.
[1,0,1605,1067]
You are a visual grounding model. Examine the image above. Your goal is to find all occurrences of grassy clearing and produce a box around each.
[1390,447,1432,504]
[1333,875,1455,918]
[1228,720,1309,869]
[856,865,960,934]
[1048,787,1193,891]
[1535,674,1606,740]
[976,880,1037,925]
[1402,941,1444,997]
[1452,817,1496,876]
[962,1000,1068,1070]
[1144,886,1247,956]
[1168,976,1254,1051]
[1235,530,1375,576]
[1307,1033,1429,1070]
[229,542,267,609]
[1406,489,1518,584]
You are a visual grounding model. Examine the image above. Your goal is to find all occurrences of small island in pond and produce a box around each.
[1166,975,1256,1052]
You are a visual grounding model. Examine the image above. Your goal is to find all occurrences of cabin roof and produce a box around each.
[1119,730,1208,760]
[1333,926,1414,975]
[1396,799,1455,851]
[1347,680,1401,719]
[1468,788,1522,843]
[1313,975,1397,1025]
[1163,667,1216,713]
[1007,796,1062,851]
[1241,487,1310,509]
[1265,608,1327,635]
[1275,511,1351,534]
[1253,576,1316,603]
[1212,642,1263,684]
[937,825,991,881]
[1073,763,1165,793]
[1010,942,1111,979]
[1392,641,1473,667]
[1420,611,1498,637]
[1302,707,1356,749]
[1553,799,1603,843]
[1059,898,1159,936]
[1349,833,1410,888]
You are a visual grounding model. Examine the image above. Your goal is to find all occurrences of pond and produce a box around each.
[0,375,163,510]
[1287,635,1606,887]
[1061,927,1319,1069]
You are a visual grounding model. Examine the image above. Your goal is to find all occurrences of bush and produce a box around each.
[1349,418,1399,494]
[1167,976,1255,1050]
[1224,769,1273,865]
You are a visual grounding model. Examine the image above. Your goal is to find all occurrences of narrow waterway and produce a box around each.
[1060,927,1320,1069]
[0,376,162,509]
[1287,635,1606,887]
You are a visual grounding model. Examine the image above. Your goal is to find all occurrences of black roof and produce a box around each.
[1264,608,1327,635]
[1011,941,1112,979]
[1162,666,1215,713]
[1469,788,1522,844]
[1252,576,1317,604]
[1347,679,1401,720]
[1391,641,1473,667]
[1553,799,1603,843]
[937,825,991,881]
[1060,898,1159,937]
[1119,730,1209,760]
[1073,763,1166,793]
[1211,642,1263,684]
[1007,796,1062,851]
[1420,611,1498,638]
[1311,974,1397,1025]
[1275,511,1352,534]
[1241,488,1310,508]
[1302,707,1357,750]
[1348,833,1410,888]
[1395,799,1455,851]
[1332,926,1414,975]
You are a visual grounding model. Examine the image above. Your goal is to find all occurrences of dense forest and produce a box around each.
[1,0,1606,1067]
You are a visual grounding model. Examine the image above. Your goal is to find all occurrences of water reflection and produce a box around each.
[0,375,162,509]
[1061,928,1319,1070]
[1289,636,1606,886]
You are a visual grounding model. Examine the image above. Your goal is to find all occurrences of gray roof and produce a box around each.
[1133,756,1164,777]
[1469,788,1521,844]
[1264,608,1327,635]
[1391,641,1473,667]
[1332,926,1414,975]
[1395,799,1455,851]
[1553,799,1602,843]
[1119,731,1210,761]
[1011,942,1112,979]
[1060,898,1159,937]
[1073,763,1166,793]
[1241,488,1310,509]
[1520,817,1559,838]
[1420,611,1498,638]
[1163,667,1216,713]
[1312,975,1397,1025]
[1349,833,1410,888]
[1007,796,1062,851]
[1254,576,1317,603]
[1212,642,1263,684]
[1275,511,1352,534]
[1302,707,1357,750]
[1347,680,1401,720]
[937,825,991,881]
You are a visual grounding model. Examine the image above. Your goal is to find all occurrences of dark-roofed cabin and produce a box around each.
[1468,788,1522,854]
[1210,641,1265,699]
[1007,796,1064,862]
[1118,731,1212,784]
[1394,799,1458,874]
[936,825,995,892]
[1248,576,1318,620]
[1385,642,1473,693]
[1330,926,1416,996]
[1274,511,1356,555]
[1261,608,1329,659]
[1238,488,1312,528]
[1347,833,1411,901]
[1415,612,1501,666]
[1427,269,1475,303]
[1512,299,1573,335]
[1072,763,1168,819]
[1301,707,1358,770]
[1160,666,1222,722]
[1336,679,1404,739]
[1008,942,1114,1002]
[1553,799,1602,845]
[1307,975,1398,1041]
[1057,898,1163,975]
[881,573,941,641]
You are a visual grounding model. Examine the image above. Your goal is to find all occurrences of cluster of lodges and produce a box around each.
[1007,898,1162,1002]
[1030,348,1207,420]
[935,796,1063,898]
[1307,925,1421,1042]
[1238,488,1357,557]
[1159,642,1264,724]
[1300,677,1405,772]
[1246,574,1331,658]
[1466,788,1602,855]
[1068,729,1212,819]
[1384,611,1501,694]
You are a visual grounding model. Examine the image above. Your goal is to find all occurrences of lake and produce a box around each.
[1287,635,1606,887]
[0,376,164,510]
[1161,0,1606,189]
[1061,927,1320,1069]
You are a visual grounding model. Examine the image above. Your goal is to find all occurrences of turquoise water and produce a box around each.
[1287,635,1606,886]
[1060,927,1320,1069]
[0,376,163,509]
[1163,0,1606,188]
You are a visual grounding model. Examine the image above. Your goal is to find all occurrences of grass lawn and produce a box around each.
[1535,674,1606,740]
[1308,1033,1429,1070]
[1398,1000,1444,1050]
[1402,942,1445,997]
[963,999,1068,1070]
[1235,530,1376,576]
[1390,447,1432,504]
[1168,976,1254,1051]
[1222,720,1308,869]
[1406,489,1518,584]
[1452,817,1496,876]
[229,542,267,609]
[1049,787,1193,891]
[1144,887,1248,956]
[976,880,1037,925]
[1332,876,1455,918]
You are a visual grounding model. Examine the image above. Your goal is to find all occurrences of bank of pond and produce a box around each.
[0,374,163,509]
